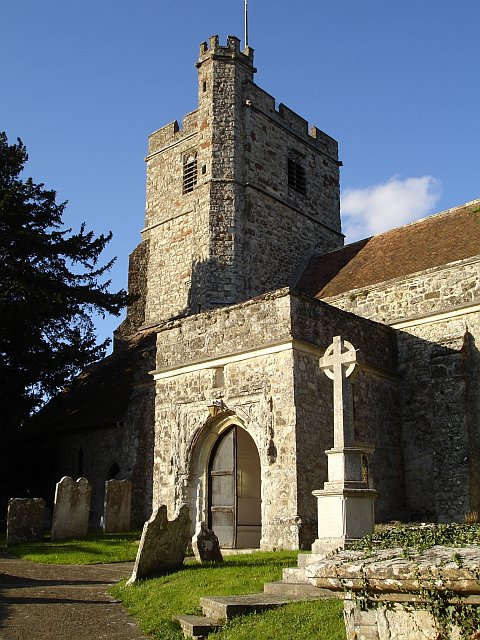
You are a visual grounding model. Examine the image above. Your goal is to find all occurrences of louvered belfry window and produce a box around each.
[183,152,198,194]
[288,157,306,195]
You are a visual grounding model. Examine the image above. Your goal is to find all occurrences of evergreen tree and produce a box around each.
[0,132,128,434]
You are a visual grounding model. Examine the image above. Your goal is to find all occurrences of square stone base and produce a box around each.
[312,488,376,554]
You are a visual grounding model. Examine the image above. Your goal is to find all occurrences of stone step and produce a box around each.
[282,566,311,584]
[297,552,330,567]
[200,592,318,621]
[263,580,337,599]
[178,581,339,638]
[176,614,224,639]
[297,553,312,568]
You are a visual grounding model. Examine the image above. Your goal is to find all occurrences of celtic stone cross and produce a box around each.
[319,336,357,450]
[313,336,375,556]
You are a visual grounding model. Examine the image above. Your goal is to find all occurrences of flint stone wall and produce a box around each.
[289,293,404,529]
[306,545,480,640]
[153,337,299,549]
[51,476,91,540]
[324,256,480,522]
[397,318,479,522]
[323,256,480,325]
[152,289,404,549]
[6,498,46,545]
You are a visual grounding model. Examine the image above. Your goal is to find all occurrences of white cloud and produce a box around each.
[341,176,442,243]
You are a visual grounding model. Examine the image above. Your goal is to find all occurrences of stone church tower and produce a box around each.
[37,35,480,550]
[121,35,343,334]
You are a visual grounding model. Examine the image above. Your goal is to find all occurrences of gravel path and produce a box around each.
[0,553,147,640]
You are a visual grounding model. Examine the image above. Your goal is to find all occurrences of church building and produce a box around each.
[38,36,480,550]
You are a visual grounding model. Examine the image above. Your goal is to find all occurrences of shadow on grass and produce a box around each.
[128,551,299,582]
[3,530,141,564]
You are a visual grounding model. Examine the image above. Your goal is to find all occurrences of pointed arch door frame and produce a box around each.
[188,415,262,549]
[208,424,261,548]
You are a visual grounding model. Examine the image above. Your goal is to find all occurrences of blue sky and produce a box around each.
[2,0,479,346]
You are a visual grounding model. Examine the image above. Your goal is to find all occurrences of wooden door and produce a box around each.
[208,426,261,549]
[208,427,236,548]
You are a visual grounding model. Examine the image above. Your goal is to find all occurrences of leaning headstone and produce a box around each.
[127,504,190,585]
[103,479,132,533]
[51,476,91,541]
[312,336,376,556]
[6,498,46,546]
[192,521,223,563]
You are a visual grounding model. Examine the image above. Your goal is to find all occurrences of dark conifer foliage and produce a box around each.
[0,132,128,433]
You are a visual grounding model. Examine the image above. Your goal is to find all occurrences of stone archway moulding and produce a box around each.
[186,412,260,537]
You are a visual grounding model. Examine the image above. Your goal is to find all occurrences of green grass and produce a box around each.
[3,534,346,639]
[110,551,345,640]
[211,600,345,640]
[4,530,141,564]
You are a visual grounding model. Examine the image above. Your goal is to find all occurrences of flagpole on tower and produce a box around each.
[244,0,249,48]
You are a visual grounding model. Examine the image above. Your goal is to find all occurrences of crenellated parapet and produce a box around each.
[309,125,338,158]
[197,35,255,72]
[246,84,339,160]
[147,109,199,157]
[277,103,338,158]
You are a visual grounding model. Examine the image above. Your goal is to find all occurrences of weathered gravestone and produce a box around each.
[103,479,132,533]
[312,335,376,556]
[127,505,190,585]
[6,498,46,546]
[192,521,223,563]
[51,476,91,541]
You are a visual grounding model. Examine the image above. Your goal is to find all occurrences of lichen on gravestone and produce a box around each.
[51,476,91,541]
[6,498,47,546]
[127,504,191,585]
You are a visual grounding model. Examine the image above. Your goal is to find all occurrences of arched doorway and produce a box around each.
[208,425,261,548]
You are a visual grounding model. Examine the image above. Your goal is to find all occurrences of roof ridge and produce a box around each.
[387,198,480,232]
[337,198,480,249]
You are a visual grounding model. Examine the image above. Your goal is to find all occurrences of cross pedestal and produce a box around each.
[312,336,376,556]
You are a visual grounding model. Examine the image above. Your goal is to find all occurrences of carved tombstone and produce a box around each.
[103,479,132,533]
[127,505,190,585]
[6,498,46,546]
[51,476,91,541]
[192,521,223,563]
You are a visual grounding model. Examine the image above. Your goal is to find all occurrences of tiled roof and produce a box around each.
[297,200,480,299]
[33,331,156,433]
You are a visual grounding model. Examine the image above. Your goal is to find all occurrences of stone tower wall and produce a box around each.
[130,35,343,329]
[142,111,205,323]
[115,240,150,340]
[240,83,342,299]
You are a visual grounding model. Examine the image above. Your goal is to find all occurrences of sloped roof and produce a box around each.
[297,200,480,299]
[33,331,156,434]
